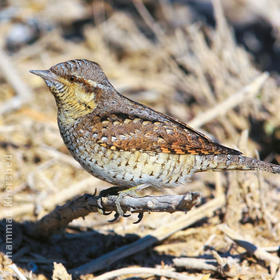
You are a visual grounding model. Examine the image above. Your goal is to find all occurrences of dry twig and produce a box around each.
[219,224,280,267]
[24,192,199,238]
[132,0,165,40]
[8,264,27,280]
[174,251,242,277]
[92,266,197,280]
[173,257,218,272]
[189,72,269,129]
[0,177,100,219]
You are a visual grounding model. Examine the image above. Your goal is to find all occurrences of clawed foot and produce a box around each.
[97,184,149,222]
[97,186,120,215]
[108,211,131,223]
[134,213,144,224]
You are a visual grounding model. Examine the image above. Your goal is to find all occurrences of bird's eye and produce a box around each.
[69,75,75,82]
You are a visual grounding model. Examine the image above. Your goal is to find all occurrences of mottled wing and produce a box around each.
[79,112,241,156]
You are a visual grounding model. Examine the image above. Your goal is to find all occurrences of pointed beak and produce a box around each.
[30,69,58,81]
[30,69,63,90]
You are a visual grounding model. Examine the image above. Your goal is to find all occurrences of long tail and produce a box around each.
[194,154,280,174]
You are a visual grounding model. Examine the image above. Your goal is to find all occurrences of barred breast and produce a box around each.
[58,119,204,187]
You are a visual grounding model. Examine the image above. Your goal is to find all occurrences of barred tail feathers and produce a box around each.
[194,154,280,174]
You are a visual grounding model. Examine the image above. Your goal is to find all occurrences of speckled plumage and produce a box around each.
[30,59,280,190]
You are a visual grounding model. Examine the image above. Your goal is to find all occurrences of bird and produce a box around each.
[30,59,280,219]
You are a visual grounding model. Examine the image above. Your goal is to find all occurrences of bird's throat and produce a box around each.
[54,90,96,124]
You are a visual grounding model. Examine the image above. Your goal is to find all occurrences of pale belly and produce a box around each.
[72,141,199,187]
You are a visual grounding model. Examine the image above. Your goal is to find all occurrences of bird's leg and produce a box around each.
[97,184,150,220]
[97,186,121,215]
[115,184,150,217]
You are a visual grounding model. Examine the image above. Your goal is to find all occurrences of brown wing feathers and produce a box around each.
[78,111,241,156]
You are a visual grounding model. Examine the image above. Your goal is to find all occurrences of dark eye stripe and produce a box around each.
[68,75,83,83]
[68,74,95,93]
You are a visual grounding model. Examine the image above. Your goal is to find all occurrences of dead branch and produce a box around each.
[0,177,100,219]
[70,194,225,276]
[24,192,200,238]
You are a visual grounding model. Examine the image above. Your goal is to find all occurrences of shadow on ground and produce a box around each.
[0,219,174,278]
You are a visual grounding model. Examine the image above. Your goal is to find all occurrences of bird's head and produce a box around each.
[30,59,112,121]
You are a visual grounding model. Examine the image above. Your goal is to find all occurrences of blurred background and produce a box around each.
[0,0,280,279]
